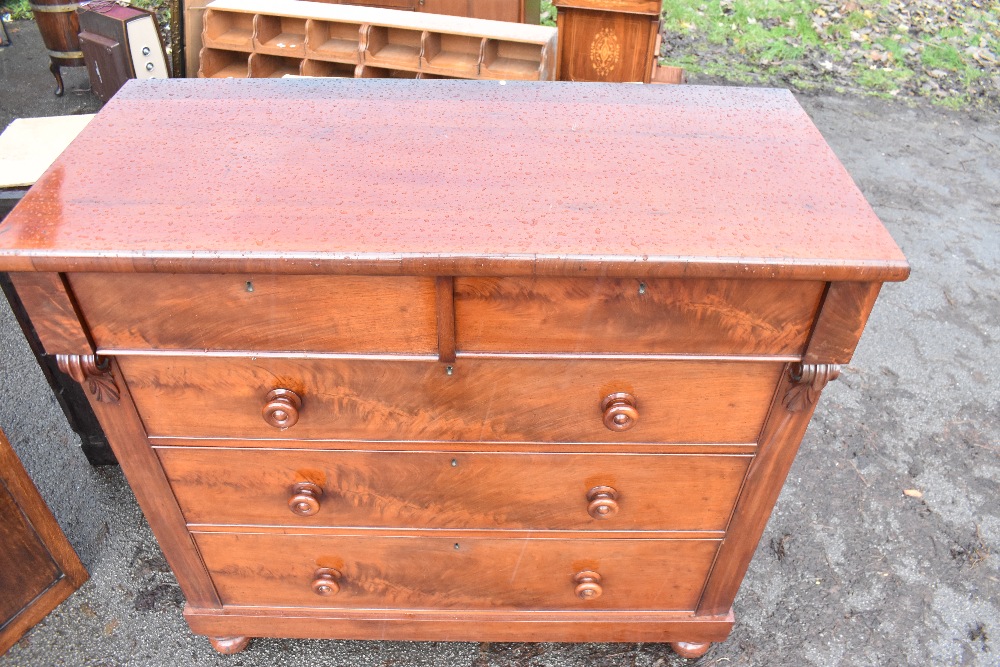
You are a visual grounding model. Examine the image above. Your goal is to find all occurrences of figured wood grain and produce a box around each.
[68,273,438,354]
[697,364,837,616]
[193,531,720,611]
[74,358,222,608]
[156,447,751,531]
[184,606,735,643]
[803,281,883,364]
[6,272,92,355]
[0,430,87,655]
[0,81,909,283]
[120,356,783,443]
[454,277,825,355]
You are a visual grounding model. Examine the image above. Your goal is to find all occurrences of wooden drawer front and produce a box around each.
[159,447,751,531]
[68,273,438,354]
[122,356,782,443]
[194,532,720,611]
[455,277,825,355]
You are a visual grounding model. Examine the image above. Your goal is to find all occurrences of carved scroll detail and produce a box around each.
[783,363,840,413]
[56,354,120,404]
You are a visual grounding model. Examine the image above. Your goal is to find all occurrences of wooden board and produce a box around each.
[205,0,555,43]
[0,115,95,189]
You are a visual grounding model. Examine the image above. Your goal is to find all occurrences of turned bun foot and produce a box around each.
[670,641,711,659]
[208,636,251,654]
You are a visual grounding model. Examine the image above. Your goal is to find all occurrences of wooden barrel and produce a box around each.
[30,0,84,95]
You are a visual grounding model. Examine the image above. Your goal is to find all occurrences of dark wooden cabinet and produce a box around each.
[0,79,908,658]
[0,274,115,466]
[0,430,88,655]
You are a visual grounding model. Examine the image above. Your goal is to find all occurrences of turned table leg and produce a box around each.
[50,60,65,97]
[208,636,251,654]
[670,641,711,659]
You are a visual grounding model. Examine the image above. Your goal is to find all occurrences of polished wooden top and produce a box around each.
[0,80,908,280]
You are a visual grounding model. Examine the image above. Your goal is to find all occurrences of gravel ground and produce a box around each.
[1,18,998,667]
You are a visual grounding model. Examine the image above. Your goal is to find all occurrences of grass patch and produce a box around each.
[659,0,1000,110]
[854,64,912,93]
[921,44,964,71]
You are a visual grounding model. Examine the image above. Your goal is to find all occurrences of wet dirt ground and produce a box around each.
[1,18,997,667]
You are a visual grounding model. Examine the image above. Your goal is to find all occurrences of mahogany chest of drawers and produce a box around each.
[0,79,908,657]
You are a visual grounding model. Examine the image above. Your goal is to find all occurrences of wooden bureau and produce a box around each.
[0,79,908,658]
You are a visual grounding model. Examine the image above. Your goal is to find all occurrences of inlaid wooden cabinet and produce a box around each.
[554,0,660,82]
[0,79,908,658]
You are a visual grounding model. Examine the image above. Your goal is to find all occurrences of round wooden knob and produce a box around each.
[586,486,619,519]
[601,393,638,431]
[573,571,602,600]
[288,482,323,517]
[262,388,301,429]
[311,568,341,596]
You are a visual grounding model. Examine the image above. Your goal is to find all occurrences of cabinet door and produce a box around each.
[0,431,87,655]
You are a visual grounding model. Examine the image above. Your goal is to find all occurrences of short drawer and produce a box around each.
[68,273,438,354]
[193,531,721,611]
[158,447,751,531]
[121,356,783,443]
[454,277,825,355]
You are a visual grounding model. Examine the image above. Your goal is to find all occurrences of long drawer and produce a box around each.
[193,531,721,611]
[121,356,783,443]
[158,447,751,530]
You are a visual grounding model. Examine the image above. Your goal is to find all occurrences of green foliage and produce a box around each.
[540,0,556,27]
[2,0,33,20]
